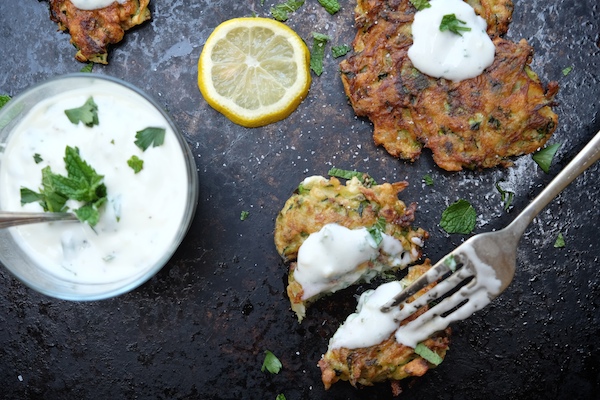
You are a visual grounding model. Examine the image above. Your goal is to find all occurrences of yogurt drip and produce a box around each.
[70,0,126,11]
[408,0,495,82]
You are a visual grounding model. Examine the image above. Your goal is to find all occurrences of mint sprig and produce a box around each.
[440,199,477,234]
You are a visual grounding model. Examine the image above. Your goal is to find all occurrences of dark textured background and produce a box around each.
[0,1,599,399]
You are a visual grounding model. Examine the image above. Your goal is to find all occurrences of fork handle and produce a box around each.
[507,130,600,237]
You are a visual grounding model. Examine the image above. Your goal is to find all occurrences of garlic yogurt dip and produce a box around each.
[70,0,127,10]
[0,77,194,289]
[408,0,495,82]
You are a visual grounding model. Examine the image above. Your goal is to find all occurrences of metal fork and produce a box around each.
[381,130,600,347]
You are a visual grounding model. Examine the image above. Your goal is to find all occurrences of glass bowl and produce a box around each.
[0,73,198,300]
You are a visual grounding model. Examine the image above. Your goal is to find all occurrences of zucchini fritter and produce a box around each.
[340,0,559,171]
[48,0,151,64]
[319,261,451,390]
[274,175,428,321]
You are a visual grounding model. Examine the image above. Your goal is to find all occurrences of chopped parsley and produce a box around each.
[415,342,443,365]
[533,143,561,173]
[440,199,477,234]
[64,97,99,127]
[423,174,434,186]
[21,146,107,227]
[134,127,166,151]
[127,155,144,173]
[0,94,10,109]
[240,210,250,221]
[328,167,377,186]
[318,0,340,15]
[331,44,351,58]
[310,32,331,76]
[33,153,43,164]
[410,0,431,11]
[367,217,387,246]
[261,350,282,374]
[554,232,565,248]
[495,180,515,211]
[440,14,471,36]
[270,0,304,22]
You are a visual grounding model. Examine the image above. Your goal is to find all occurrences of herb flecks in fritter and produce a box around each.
[48,0,151,64]
[274,175,428,321]
[340,0,558,171]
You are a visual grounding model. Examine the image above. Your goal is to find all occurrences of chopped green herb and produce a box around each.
[367,217,387,246]
[562,66,573,76]
[440,14,471,36]
[318,0,340,15]
[33,153,43,164]
[240,210,250,221]
[440,199,477,234]
[423,174,434,186]
[0,94,10,109]
[310,32,331,76]
[332,44,351,58]
[532,143,561,173]
[21,146,107,226]
[327,167,377,186]
[134,127,166,151]
[261,350,282,374]
[127,155,144,173]
[80,62,94,73]
[270,0,304,22]
[415,342,443,365]
[64,97,99,127]
[443,254,458,272]
[276,395,286,400]
[495,180,515,211]
[410,0,431,11]
[554,233,565,248]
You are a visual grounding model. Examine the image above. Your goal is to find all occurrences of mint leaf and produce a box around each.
[554,233,565,248]
[240,210,250,221]
[410,0,431,11]
[533,143,561,173]
[440,199,476,234]
[310,32,331,76]
[33,153,43,164]
[127,155,144,173]
[0,94,10,109]
[135,127,166,151]
[328,167,377,186]
[562,66,573,76]
[440,14,471,36]
[318,0,340,15]
[276,395,286,400]
[495,180,515,211]
[415,342,443,365]
[270,0,304,22]
[332,44,351,58]
[423,174,434,186]
[261,350,282,374]
[80,62,94,73]
[64,97,99,127]
[367,217,387,246]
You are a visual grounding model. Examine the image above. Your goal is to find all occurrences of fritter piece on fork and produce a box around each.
[48,0,151,64]
[340,0,559,171]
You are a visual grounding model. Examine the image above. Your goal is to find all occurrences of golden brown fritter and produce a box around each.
[319,261,451,390]
[340,0,559,171]
[48,0,151,64]
[274,175,428,321]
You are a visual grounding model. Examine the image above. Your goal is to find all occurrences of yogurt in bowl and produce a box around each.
[0,74,198,300]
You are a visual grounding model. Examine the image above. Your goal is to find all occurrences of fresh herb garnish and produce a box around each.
[64,97,99,127]
[33,153,43,164]
[532,143,561,173]
[495,180,515,211]
[310,32,331,76]
[562,66,573,76]
[261,350,282,374]
[554,233,565,248]
[0,94,10,109]
[21,146,107,226]
[443,254,458,272]
[423,174,434,186]
[240,210,250,221]
[318,0,340,15]
[332,44,351,58]
[327,167,377,186]
[410,0,431,11]
[134,127,166,151]
[127,155,144,173]
[440,14,471,36]
[367,217,387,246]
[276,395,286,400]
[440,199,477,234]
[270,0,304,22]
[80,62,94,73]
[415,342,443,365]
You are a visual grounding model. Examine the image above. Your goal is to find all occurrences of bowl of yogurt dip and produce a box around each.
[0,74,198,300]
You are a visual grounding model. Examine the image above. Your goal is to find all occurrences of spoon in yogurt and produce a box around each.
[0,211,79,229]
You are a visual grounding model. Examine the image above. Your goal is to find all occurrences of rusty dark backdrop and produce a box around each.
[0,1,599,399]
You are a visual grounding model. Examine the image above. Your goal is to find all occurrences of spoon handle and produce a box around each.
[0,211,79,229]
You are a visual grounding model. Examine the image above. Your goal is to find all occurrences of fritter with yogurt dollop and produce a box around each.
[274,174,428,321]
[340,0,559,171]
[48,0,151,64]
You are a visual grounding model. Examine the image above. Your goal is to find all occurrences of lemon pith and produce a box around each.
[198,17,311,128]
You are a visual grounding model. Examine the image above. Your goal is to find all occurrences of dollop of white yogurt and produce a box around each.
[70,0,126,11]
[408,0,495,82]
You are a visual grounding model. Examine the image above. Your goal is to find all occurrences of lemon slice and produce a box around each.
[198,17,311,128]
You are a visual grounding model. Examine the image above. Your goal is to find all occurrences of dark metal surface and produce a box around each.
[0,1,599,399]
